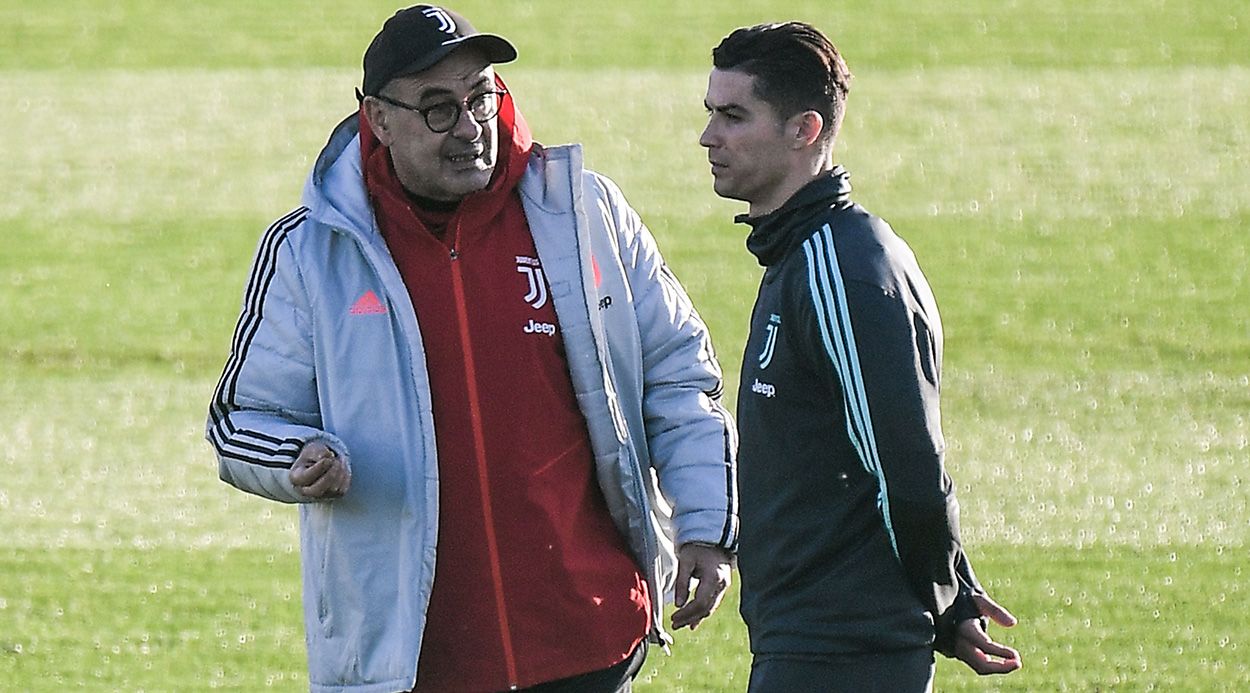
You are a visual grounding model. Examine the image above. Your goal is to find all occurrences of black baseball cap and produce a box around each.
[361,5,517,97]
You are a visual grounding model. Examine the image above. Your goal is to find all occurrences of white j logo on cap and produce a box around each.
[421,7,457,34]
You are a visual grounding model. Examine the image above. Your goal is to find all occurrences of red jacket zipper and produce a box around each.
[448,242,519,687]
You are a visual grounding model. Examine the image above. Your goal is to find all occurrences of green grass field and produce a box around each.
[2,1,1247,690]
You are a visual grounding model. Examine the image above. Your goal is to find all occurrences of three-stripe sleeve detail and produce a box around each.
[802,225,900,558]
[207,207,309,469]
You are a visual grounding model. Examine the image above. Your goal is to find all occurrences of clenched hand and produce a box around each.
[290,441,351,500]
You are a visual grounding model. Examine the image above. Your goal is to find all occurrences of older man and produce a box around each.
[207,6,737,691]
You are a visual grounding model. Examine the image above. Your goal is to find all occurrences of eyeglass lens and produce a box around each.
[427,92,501,132]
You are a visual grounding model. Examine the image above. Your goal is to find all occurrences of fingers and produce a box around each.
[289,455,323,487]
[670,600,707,630]
[671,580,712,629]
[670,578,721,630]
[304,458,350,498]
[675,585,715,627]
[955,617,1022,675]
[963,621,1021,662]
[959,645,1022,675]
[980,638,1022,665]
[973,593,1018,628]
[670,546,732,631]
[290,445,350,499]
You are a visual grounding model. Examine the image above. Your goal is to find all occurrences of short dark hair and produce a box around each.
[712,22,852,147]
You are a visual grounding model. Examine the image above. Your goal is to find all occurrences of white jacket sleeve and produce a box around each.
[599,178,739,552]
[205,209,350,504]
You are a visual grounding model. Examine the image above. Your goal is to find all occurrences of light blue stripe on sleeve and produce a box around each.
[803,225,900,558]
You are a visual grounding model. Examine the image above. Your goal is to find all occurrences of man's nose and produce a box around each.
[451,106,484,139]
[699,123,716,148]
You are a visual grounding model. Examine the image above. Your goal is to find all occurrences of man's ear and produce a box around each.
[789,110,825,149]
[362,97,393,146]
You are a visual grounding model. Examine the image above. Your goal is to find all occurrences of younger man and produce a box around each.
[700,21,1022,691]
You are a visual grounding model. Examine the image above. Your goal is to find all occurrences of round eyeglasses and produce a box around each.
[371,89,508,134]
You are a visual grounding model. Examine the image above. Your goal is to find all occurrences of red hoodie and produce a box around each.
[361,78,650,691]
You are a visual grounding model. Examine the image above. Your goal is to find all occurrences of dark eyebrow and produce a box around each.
[414,75,494,104]
[706,101,745,115]
[415,86,456,103]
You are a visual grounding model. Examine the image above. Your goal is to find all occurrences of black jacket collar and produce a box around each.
[738,167,853,267]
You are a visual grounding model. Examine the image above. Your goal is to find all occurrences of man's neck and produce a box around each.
[406,189,461,214]
[748,161,835,218]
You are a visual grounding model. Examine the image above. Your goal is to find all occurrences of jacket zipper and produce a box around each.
[448,241,519,687]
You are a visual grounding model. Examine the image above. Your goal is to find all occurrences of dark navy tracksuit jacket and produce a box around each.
[736,168,982,658]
